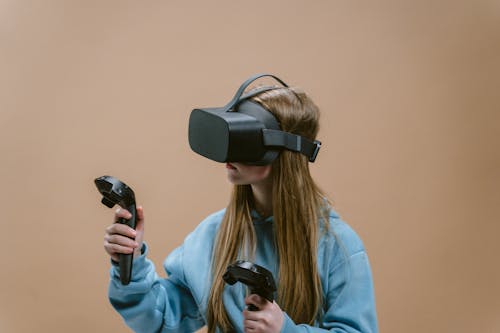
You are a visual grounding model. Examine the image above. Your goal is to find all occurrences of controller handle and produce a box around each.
[223,260,277,311]
[94,175,137,285]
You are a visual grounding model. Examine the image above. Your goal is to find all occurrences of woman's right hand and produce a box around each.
[104,206,145,262]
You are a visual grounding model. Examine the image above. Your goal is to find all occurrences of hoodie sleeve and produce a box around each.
[108,243,205,333]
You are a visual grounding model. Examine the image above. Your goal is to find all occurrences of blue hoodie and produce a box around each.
[108,209,378,332]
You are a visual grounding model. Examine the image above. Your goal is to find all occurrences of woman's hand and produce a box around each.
[243,294,284,333]
[104,206,145,262]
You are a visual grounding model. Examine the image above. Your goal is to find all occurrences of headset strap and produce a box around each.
[223,74,289,111]
[239,86,281,101]
[262,129,321,162]
[224,74,321,162]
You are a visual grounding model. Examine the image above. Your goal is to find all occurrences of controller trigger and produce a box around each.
[222,271,237,285]
[101,197,115,208]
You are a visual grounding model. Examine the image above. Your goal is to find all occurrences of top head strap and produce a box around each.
[222,74,289,111]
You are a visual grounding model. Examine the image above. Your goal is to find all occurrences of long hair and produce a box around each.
[206,86,330,332]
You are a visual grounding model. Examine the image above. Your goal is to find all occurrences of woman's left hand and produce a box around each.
[243,294,284,333]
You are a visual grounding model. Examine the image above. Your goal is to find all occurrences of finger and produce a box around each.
[242,309,260,321]
[106,223,137,239]
[243,318,258,331]
[135,206,145,232]
[243,318,261,332]
[104,241,135,256]
[245,294,267,309]
[114,208,132,220]
[105,233,139,249]
[136,205,145,221]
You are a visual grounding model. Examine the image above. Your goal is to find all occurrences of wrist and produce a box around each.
[134,243,145,258]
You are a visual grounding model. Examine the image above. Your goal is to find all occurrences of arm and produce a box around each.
[109,244,205,333]
[105,206,205,332]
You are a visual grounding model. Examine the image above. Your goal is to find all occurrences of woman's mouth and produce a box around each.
[226,163,237,170]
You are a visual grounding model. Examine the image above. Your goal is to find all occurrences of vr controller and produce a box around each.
[223,260,277,311]
[94,175,136,285]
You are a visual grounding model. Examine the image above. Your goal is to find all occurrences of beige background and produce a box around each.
[1,1,499,332]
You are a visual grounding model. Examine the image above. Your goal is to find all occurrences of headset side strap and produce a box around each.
[262,129,321,162]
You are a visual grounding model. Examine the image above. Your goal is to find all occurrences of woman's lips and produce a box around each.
[226,163,237,170]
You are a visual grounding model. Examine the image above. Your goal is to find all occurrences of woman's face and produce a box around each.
[225,163,272,186]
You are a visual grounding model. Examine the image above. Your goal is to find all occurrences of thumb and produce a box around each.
[135,205,145,231]
[133,206,145,257]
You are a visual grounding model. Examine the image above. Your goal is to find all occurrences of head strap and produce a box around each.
[223,74,289,111]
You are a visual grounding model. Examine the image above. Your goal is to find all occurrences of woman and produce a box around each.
[104,76,378,332]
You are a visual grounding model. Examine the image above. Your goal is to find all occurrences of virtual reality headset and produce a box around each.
[188,74,321,165]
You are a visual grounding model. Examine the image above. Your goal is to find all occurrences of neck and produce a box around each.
[251,178,273,218]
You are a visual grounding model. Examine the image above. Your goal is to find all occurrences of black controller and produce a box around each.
[94,175,137,285]
[223,260,277,311]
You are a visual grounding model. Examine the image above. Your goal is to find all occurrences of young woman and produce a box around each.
[104,78,378,332]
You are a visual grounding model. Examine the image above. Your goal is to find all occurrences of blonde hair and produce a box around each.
[206,87,330,332]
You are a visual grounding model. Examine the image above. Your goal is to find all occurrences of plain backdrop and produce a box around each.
[1,1,499,332]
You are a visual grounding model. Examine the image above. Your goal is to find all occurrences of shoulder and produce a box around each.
[176,208,227,257]
[164,208,226,280]
[326,210,366,256]
[185,208,226,242]
[318,209,367,274]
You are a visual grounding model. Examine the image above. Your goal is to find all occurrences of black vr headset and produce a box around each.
[188,74,321,165]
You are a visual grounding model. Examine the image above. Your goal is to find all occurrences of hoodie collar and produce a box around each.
[250,209,274,224]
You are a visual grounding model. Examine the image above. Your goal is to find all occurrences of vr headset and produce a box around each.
[188,74,321,165]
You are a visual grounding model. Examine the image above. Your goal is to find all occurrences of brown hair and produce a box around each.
[206,87,330,332]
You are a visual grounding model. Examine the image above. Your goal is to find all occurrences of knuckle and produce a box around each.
[106,234,116,244]
[112,235,125,245]
[104,243,113,253]
[107,224,119,233]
